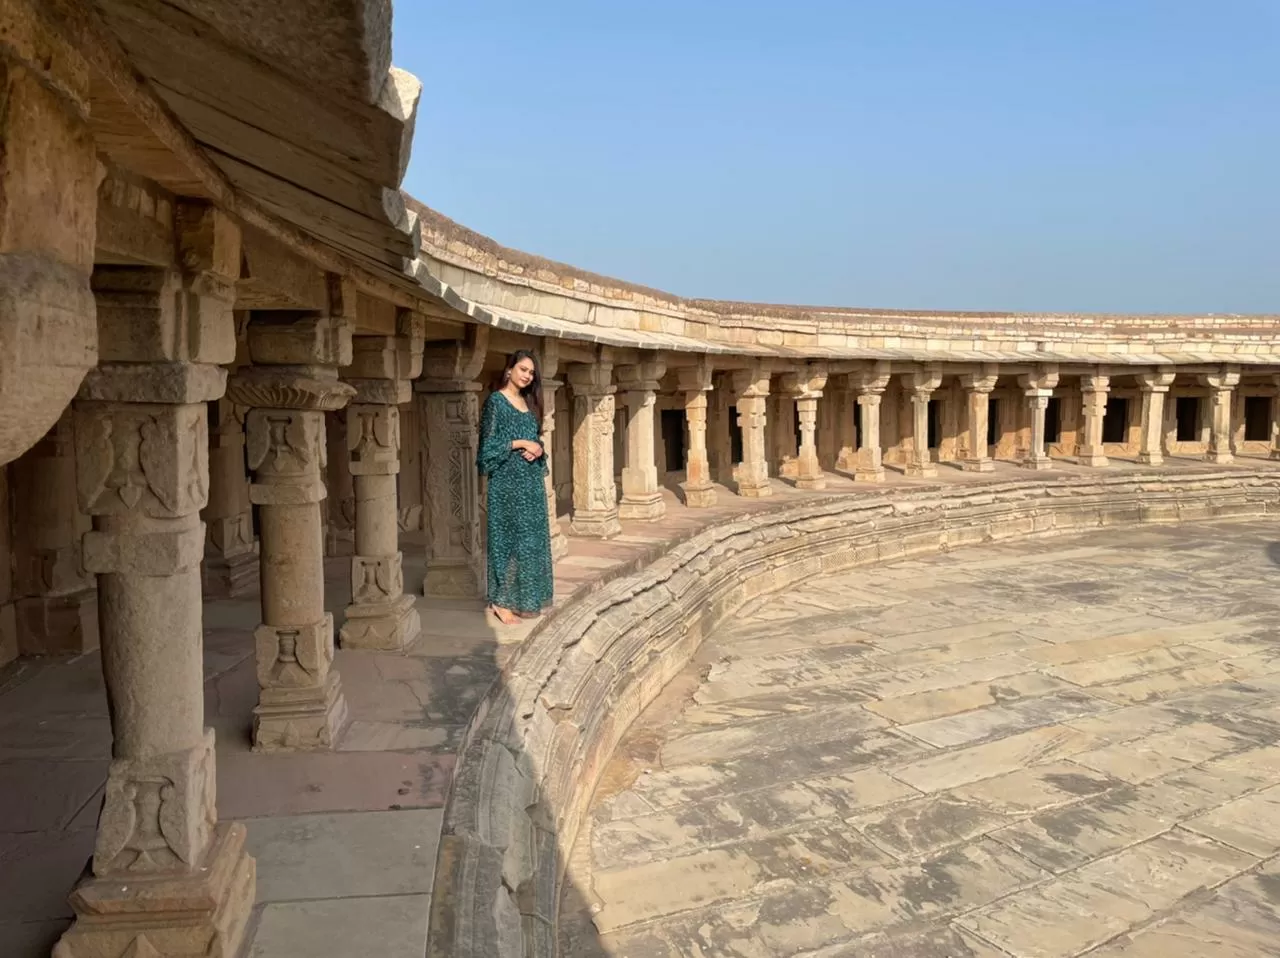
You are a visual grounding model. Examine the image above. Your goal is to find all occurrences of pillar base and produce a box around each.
[682,482,718,508]
[16,589,97,655]
[735,481,773,498]
[55,822,255,958]
[795,474,827,491]
[422,561,482,599]
[253,672,348,752]
[340,594,421,651]
[201,549,259,600]
[1079,453,1109,467]
[905,463,938,478]
[835,452,858,475]
[855,467,886,483]
[1022,457,1053,471]
[960,458,994,473]
[1137,452,1164,466]
[1206,452,1234,465]
[570,510,622,538]
[618,493,666,521]
[778,458,799,479]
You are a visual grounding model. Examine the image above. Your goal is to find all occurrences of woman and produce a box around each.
[477,350,554,625]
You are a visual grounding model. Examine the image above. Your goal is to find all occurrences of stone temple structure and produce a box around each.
[4,3,1280,957]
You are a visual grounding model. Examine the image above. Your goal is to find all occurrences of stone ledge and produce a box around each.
[424,470,1280,958]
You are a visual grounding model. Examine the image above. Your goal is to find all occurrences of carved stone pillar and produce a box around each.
[847,363,890,482]
[782,365,828,490]
[678,361,717,507]
[1137,368,1176,466]
[0,6,99,469]
[59,212,254,957]
[202,397,257,599]
[772,392,799,479]
[1200,366,1240,464]
[1019,365,1060,471]
[418,326,488,596]
[1079,370,1110,467]
[834,383,858,475]
[731,367,773,497]
[12,411,97,654]
[568,361,622,536]
[617,357,667,520]
[340,323,424,650]
[960,366,999,472]
[323,411,356,556]
[229,305,354,752]
[904,366,942,478]
[539,340,570,558]
[708,376,734,486]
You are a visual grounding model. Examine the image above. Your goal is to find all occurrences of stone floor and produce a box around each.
[563,518,1280,957]
[3,453,1280,958]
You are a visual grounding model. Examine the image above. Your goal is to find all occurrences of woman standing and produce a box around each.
[477,350,554,625]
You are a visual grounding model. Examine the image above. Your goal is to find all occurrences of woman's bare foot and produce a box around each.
[489,605,521,626]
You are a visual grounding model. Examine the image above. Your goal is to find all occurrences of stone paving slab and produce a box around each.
[249,894,431,958]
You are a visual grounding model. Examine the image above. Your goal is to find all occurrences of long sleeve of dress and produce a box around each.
[476,393,512,477]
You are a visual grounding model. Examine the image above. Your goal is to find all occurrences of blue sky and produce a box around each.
[393,1,1279,314]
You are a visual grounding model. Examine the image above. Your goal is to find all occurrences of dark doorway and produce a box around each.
[1245,396,1270,442]
[1102,397,1128,444]
[1045,397,1062,445]
[729,412,743,464]
[853,400,863,450]
[1175,396,1200,442]
[660,409,686,472]
[927,399,941,450]
[986,398,1000,448]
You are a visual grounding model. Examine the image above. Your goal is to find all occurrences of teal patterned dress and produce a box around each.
[477,391,554,613]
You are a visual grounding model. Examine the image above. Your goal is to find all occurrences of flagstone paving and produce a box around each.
[563,520,1280,958]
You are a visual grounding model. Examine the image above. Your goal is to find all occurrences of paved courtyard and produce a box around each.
[564,519,1280,957]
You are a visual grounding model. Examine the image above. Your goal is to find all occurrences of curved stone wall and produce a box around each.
[410,201,1280,367]
[425,470,1280,958]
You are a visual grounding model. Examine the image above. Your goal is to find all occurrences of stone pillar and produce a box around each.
[323,411,356,556]
[0,5,99,469]
[1201,366,1241,465]
[229,306,354,752]
[847,363,890,482]
[678,362,717,508]
[1137,368,1176,466]
[834,382,858,475]
[772,392,799,479]
[539,340,570,558]
[568,360,622,536]
[904,365,942,478]
[1271,374,1280,461]
[340,322,424,650]
[202,397,257,599]
[1079,370,1110,467]
[708,376,734,486]
[730,367,773,498]
[59,212,254,956]
[12,411,97,654]
[617,357,667,521]
[1019,365,1060,470]
[960,366,999,472]
[782,365,828,490]
[418,326,488,596]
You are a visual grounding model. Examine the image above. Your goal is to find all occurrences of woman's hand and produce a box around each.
[513,439,544,462]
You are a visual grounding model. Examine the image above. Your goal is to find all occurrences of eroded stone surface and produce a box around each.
[565,520,1280,957]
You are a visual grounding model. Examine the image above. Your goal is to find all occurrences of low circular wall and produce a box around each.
[425,470,1280,958]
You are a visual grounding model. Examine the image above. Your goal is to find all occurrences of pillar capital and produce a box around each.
[905,364,943,397]
[781,363,828,399]
[1137,367,1177,393]
[1199,365,1241,392]
[421,324,488,385]
[616,356,667,393]
[1018,364,1060,397]
[960,364,1000,393]
[539,337,562,382]
[846,360,891,396]
[729,365,771,399]
[676,357,714,393]
[568,360,616,395]
[247,314,353,368]
[1081,368,1111,393]
[347,331,424,383]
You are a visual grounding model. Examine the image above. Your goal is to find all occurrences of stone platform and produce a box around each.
[3,456,1280,957]
[564,520,1280,957]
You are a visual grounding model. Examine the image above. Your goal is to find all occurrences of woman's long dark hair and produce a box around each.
[500,349,544,425]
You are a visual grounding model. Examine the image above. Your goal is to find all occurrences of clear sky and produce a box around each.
[392,1,1279,314]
